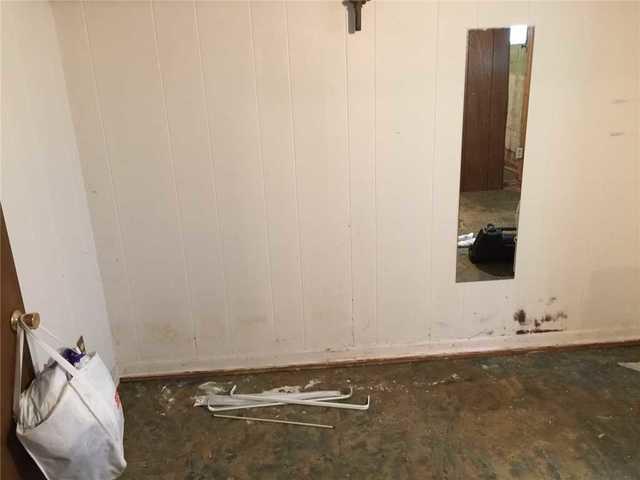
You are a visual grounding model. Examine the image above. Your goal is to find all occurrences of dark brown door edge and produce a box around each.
[1,205,44,479]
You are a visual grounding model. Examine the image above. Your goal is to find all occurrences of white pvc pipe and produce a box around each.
[207,391,352,412]
[213,413,334,429]
[197,390,344,407]
[229,385,370,411]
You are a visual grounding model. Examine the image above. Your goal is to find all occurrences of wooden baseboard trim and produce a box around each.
[120,338,640,383]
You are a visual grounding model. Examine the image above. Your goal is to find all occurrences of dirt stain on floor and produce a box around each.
[119,345,640,479]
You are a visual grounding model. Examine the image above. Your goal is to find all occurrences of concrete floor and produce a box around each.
[120,345,640,479]
[457,190,521,283]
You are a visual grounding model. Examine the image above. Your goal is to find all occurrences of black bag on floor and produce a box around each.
[468,224,516,264]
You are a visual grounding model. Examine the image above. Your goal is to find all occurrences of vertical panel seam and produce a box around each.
[427,2,440,341]
[193,0,233,352]
[81,1,142,361]
[150,0,198,359]
[636,1,640,328]
[283,1,307,350]
[247,1,278,346]
[343,7,355,347]
[574,4,589,330]
[373,1,379,345]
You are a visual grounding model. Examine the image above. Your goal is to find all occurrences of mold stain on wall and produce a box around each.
[513,306,567,335]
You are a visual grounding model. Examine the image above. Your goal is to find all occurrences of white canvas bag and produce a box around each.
[13,320,127,479]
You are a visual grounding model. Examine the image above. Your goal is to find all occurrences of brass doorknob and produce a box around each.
[10,310,40,332]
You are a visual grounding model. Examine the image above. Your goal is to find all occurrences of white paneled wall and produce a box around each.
[50,1,640,376]
[376,2,436,344]
[1,1,116,372]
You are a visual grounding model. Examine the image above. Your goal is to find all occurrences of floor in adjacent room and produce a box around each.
[120,345,640,479]
[457,189,521,283]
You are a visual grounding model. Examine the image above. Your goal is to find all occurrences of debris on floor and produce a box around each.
[618,362,640,373]
[197,380,232,394]
[228,385,370,410]
[120,346,640,479]
[193,381,371,428]
[457,232,476,248]
[304,378,322,390]
[428,373,462,387]
[194,389,345,409]
[261,385,302,394]
[158,385,176,415]
[211,414,334,429]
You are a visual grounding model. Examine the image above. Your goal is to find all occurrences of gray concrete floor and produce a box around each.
[457,190,521,283]
[120,345,640,479]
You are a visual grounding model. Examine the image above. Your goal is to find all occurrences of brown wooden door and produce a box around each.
[1,205,45,479]
[460,28,510,192]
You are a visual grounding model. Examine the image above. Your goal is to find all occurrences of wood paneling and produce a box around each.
[429,1,475,341]
[461,29,493,193]
[84,1,195,360]
[487,28,510,189]
[347,2,377,347]
[249,2,305,352]
[48,1,640,376]
[375,1,435,344]
[196,1,274,355]
[460,28,510,192]
[152,1,230,358]
[287,2,352,351]
[52,1,138,366]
